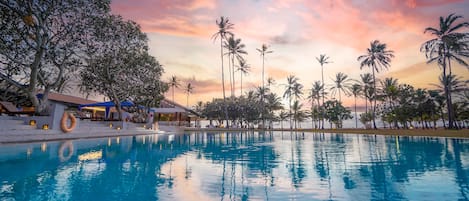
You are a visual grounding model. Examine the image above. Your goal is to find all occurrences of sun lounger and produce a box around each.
[0,101,35,116]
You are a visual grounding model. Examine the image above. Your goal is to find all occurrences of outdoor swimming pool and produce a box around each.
[1,132,468,200]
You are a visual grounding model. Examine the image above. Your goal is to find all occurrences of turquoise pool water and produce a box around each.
[1,132,468,200]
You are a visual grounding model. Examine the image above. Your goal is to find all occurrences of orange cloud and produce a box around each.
[383,62,469,89]
[111,0,216,38]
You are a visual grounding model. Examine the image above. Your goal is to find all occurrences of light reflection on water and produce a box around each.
[0,132,469,201]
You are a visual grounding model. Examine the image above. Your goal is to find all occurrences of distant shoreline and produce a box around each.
[185,128,469,138]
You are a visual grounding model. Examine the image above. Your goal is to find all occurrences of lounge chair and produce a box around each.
[0,101,35,116]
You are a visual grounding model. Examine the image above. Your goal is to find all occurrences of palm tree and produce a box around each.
[284,75,299,129]
[278,110,289,130]
[265,93,283,128]
[292,82,304,102]
[257,44,273,92]
[169,76,180,102]
[292,100,306,129]
[380,77,399,128]
[184,83,194,107]
[225,36,247,96]
[360,73,373,113]
[357,40,395,129]
[255,86,269,128]
[421,13,469,129]
[310,81,324,128]
[330,72,352,102]
[236,59,250,95]
[267,77,276,90]
[308,81,323,129]
[316,54,332,129]
[351,83,362,128]
[212,16,234,127]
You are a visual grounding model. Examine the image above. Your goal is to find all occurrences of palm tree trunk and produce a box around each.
[321,64,325,129]
[354,95,358,128]
[372,66,377,129]
[228,53,233,97]
[441,107,446,128]
[232,55,235,97]
[289,99,292,130]
[220,38,229,128]
[446,57,456,129]
[364,86,368,114]
[172,86,175,102]
[261,55,265,129]
[240,73,243,96]
[317,98,321,128]
[311,100,315,129]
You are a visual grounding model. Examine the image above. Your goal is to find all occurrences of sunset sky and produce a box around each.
[110,0,469,108]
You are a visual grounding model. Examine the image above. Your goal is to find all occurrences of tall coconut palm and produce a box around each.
[184,83,194,107]
[421,13,469,129]
[330,72,352,102]
[169,76,180,103]
[357,40,395,129]
[292,100,306,129]
[310,81,324,128]
[308,81,323,129]
[265,93,283,128]
[212,16,234,127]
[351,83,362,128]
[292,82,304,103]
[267,77,276,90]
[257,44,273,92]
[283,75,299,129]
[381,77,399,128]
[236,59,250,95]
[360,73,373,113]
[278,110,289,130]
[316,54,332,129]
[225,36,247,96]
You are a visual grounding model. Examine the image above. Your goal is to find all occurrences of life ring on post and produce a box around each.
[60,112,77,133]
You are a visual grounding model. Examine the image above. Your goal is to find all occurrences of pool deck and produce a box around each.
[1,115,468,144]
[0,116,161,144]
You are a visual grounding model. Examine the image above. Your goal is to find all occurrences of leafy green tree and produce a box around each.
[128,54,168,109]
[0,0,109,114]
[323,100,352,128]
[212,16,234,127]
[358,40,394,129]
[80,15,166,120]
[421,13,469,129]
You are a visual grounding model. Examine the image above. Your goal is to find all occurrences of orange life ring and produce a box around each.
[60,112,77,133]
[58,141,74,162]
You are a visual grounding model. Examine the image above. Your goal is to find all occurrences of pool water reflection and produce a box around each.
[1,132,468,200]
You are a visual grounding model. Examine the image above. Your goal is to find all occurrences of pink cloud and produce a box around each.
[111,0,216,37]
